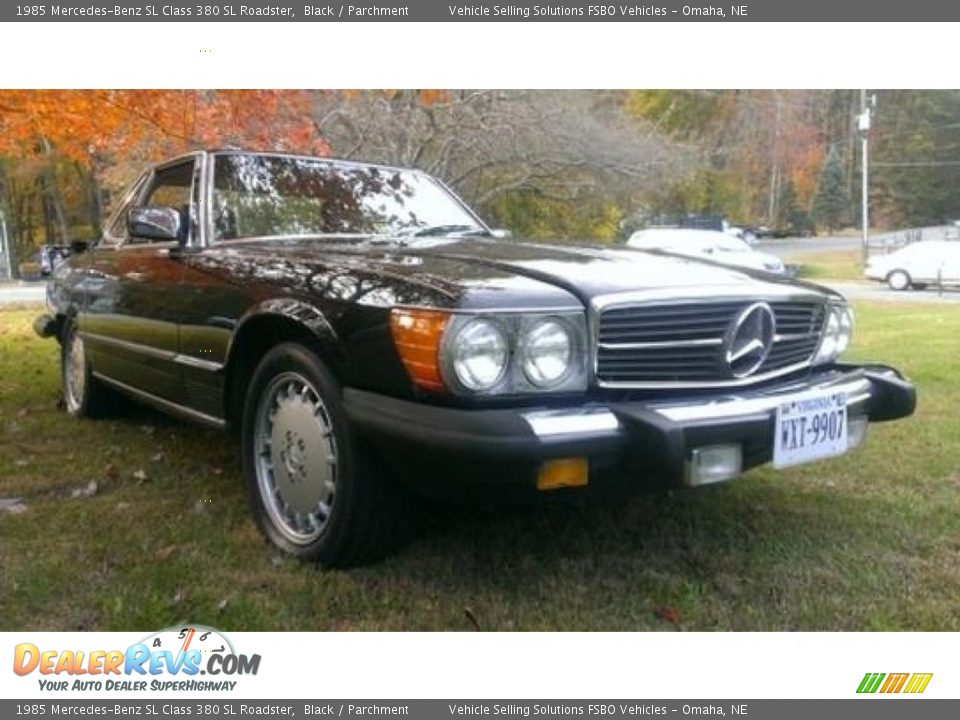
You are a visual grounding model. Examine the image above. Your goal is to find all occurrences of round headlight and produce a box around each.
[520,319,573,388]
[451,319,509,391]
[836,307,854,355]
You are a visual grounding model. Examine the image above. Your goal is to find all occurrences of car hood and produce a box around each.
[204,236,836,310]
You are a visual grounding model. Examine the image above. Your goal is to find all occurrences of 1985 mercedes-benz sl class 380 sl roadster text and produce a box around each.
[34,150,917,566]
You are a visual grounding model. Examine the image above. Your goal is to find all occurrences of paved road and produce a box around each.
[0,283,45,306]
[823,281,960,304]
[759,225,952,258]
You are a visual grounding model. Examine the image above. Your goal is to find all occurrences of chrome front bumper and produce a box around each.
[522,365,891,437]
[345,363,916,495]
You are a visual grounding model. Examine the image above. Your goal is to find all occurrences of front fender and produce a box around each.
[226,298,340,366]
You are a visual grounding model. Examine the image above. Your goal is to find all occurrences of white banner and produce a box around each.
[0,631,950,700]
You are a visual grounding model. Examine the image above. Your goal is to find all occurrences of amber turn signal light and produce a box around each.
[536,457,589,491]
[390,309,450,392]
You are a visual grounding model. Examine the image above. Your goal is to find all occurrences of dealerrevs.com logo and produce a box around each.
[13,626,260,692]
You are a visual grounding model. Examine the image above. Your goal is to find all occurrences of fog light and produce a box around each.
[847,415,868,450]
[537,457,589,491]
[685,444,743,486]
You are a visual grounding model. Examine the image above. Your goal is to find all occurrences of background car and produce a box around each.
[864,240,960,290]
[38,244,70,276]
[626,228,787,275]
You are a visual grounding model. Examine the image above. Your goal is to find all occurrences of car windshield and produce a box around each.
[631,230,752,253]
[712,236,752,253]
[212,154,487,241]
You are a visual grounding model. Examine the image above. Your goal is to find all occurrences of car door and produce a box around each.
[82,156,201,403]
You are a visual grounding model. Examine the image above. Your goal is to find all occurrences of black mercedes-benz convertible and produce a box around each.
[34,150,916,566]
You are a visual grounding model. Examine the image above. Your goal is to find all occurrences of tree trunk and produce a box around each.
[84,161,104,239]
[0,163,18,280]
[40,138,69,244]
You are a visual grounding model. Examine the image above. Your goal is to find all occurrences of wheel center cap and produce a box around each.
[270,396,331,513]
[279,429,308,480]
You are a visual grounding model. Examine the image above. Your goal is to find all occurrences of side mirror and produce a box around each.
[490,228,513,240]
[128,206,181,243]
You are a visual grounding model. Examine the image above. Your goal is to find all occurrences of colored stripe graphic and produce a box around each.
[904,673,934,694]
[880,673,909,693]
[857,673,885,693]
[857,672,932,694]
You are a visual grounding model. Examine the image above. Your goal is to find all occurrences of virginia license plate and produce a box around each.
[773,390,848,469]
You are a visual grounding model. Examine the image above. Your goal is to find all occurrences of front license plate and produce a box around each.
[773,390,848,469]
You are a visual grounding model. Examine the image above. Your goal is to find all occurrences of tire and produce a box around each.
[61,320,111,418]
[887,270,911,291]
[240,342,417,567]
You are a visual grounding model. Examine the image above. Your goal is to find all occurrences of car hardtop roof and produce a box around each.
[205,148,419,176]
[631,228,747,245]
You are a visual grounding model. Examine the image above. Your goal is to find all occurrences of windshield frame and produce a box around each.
[206,150,493,245]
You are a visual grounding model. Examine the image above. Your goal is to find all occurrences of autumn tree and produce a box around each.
[0,90,326,276]
[313,90,691,240]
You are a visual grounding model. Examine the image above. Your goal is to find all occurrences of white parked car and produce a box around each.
[864,240,960,290]
[627,228,786,274]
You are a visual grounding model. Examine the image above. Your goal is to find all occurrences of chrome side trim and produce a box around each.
[92,372,226,429]
[81,332,224,372]
[522,408,620,437]
[172,354,224,372]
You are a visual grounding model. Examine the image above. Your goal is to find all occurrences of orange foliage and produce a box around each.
[0,90,329,167]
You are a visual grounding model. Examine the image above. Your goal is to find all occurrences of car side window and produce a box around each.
[128,160,197,245]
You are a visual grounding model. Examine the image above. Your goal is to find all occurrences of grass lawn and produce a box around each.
[793,250,864,281]
[1,302,958,631]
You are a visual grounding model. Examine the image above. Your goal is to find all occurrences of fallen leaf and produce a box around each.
[171,588,187,605]
[0,498,27,514]
[654,606,681,625]
[154,545,177,562]
[150,452,164,463]
[14,458,29,468]
[71,481,98,499]
[105,463,120,481]
[16,407,28,418]
[217,598,229,612]
[132,469,148,483]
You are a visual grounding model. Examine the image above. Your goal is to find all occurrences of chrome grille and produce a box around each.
[596,299,826,386]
